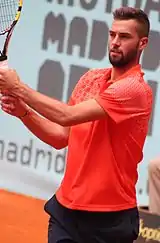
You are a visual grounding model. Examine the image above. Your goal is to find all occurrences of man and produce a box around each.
[0,7,152,243]
[148,157,160,216]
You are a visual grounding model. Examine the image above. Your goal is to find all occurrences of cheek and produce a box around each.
[121,41,136,54]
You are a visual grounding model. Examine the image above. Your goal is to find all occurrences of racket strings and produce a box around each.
[0,0,18,33]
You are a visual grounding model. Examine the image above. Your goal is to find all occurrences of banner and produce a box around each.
[137,208,160,243]
[0,0,160,204]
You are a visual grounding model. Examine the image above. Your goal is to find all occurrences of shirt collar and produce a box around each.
[107,64,143,83]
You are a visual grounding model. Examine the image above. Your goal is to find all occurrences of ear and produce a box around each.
[139,37,148,51]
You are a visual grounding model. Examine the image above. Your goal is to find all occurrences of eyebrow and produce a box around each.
[109,30,133,36]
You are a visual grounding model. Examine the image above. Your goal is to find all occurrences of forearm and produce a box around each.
[20,109,69,149]
[11,82,106,127]
[14,84,70,126]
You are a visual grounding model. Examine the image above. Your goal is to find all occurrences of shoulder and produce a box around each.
[80,67,111,81]
[76,67,111,87]
[110,72,151,93]
[71,67,111,94]
[106,72,152,106]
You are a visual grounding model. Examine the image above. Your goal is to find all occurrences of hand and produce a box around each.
[0,68,21,93]
[0,94,29,118]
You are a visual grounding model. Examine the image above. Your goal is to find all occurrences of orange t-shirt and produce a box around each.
[56,64,152,211]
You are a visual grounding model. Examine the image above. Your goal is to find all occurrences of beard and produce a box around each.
[108,44,139,67]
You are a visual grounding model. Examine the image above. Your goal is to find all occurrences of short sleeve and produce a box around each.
[95,77,150,123]
[68,97,75,106]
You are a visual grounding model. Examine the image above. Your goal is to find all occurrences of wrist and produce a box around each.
[11,83,27,100]
[19,107,30,119]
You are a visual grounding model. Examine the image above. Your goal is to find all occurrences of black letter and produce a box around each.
[35,149,53,171]
[42,12,66,53]
[105,0,113,13]
[20,140,33,166]
[142,30,160,71]
[134,0,143,8]
[0,140,5,159]
[54,149,66,174]
[80,0,97,10]
[7,143,18,162]
[67,65,89,99]
[37,60,64,100]
[47,0,74,5]
[67,17,88,57]
[89,20,109,60]
[147,80,158,136]
[144,0,160,22]
[47,151,53,171]
[35,149,46,169]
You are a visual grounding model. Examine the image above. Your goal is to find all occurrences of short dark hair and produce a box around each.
[113,7,150,37]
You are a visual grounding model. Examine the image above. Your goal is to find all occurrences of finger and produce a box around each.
[1,90,10,95]
[1,95,15,100]
[1,107,14,115]
[1,96,17,103]
[1,92,17,98]
[2,107,10,112]
[1,103,15,111]
[0,96,11,104]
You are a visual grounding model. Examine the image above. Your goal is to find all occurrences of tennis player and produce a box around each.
[0,7,152,243]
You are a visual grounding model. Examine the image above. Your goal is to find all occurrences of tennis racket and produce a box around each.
[0,0,23,69]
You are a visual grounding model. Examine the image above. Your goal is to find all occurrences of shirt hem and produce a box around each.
[56,194,137,212]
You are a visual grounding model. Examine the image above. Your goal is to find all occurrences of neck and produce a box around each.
[111,61,139,81]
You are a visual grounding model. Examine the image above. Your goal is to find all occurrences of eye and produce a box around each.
[120,35,126,38]
[119,34,131,39]
[109,31,115,38]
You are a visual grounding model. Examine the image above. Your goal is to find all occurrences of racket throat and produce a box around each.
[0,52,7,61]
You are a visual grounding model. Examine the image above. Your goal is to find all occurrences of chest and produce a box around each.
[72,74,109,104]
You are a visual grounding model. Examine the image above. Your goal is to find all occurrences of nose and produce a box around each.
[112,35,120,47]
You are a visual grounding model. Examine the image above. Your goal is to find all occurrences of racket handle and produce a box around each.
[0,60,8,69]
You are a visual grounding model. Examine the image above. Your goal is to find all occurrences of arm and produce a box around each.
[12,84,107,126]
[21,110,70,149]
[1,96,70,149]
[0,69,151,127]
[0,69,107,126]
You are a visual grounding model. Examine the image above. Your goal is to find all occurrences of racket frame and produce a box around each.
[0,0,23,61]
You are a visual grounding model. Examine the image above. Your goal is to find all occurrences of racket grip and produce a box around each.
[0,60,8,69]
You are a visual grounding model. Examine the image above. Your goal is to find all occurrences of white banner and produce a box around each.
[0,0,160,205]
